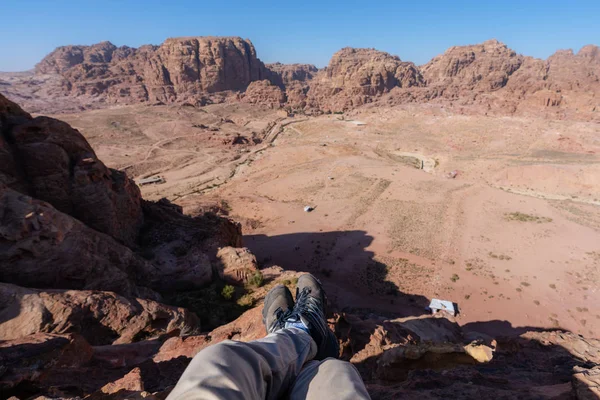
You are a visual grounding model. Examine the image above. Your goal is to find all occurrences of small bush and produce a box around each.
[221,285,235,300]
[237,293,254,307]
[248,271,264,288]
[450,274,460,282]
[505,212,552,223]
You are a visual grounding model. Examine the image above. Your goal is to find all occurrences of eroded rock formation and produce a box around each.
[34,37,271,105]
[2,37,598,120]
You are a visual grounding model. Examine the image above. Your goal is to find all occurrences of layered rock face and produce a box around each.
[421,39,524,94]
[241,79,287,108]
[0,90,243,300]
[266,62,318,86]
[0,93,143,245]
[414,40,600,119]
[0,93,259,397]
[0,283,198,345]
[305,48,425,111]
[35,37,270,104]
[3,37,598,119]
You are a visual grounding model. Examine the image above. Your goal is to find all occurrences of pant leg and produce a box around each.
[167,328,317,400]
[289,358,371,400]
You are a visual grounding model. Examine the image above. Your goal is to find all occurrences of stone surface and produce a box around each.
[3,306,600,399]
[215,246,260,285]
[0,94,243,295]
[421,39,524,93]
[0,283,199,345]
[573,366,600,400]
[306,47,424,111]
[241,80,286,108]
[266,62,318,86]
[100,367,145,394]
[0,93,144,246]
[0,333,93,395]
[0,184,159,298]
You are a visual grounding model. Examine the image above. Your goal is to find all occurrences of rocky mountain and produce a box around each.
[1,37,599,117]
[33,37,271,106]
[1,94,599,399]
[421,39,525,94]
[302,47,424,111]
[266,62,318,86]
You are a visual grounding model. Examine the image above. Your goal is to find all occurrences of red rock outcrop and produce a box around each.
[4,37,598,120]
[0,184,159,298]
[215,246,260,285]
[0,93,243,296]
[413,40,600,120]
[3,306,600,399]
[0,283,199,345]
[421,39,524,94]
[266,62,318,85]
[0,94,143,246]
[241,79,286,108]
[34,37,271,105]
[306,47,425,111]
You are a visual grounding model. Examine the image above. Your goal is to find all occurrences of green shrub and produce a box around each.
[221,285,235,300]
[248,271,264,288]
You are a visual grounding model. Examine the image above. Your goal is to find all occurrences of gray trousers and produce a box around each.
[167,328,371,400]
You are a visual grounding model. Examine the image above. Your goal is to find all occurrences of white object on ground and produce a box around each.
[137,175,166,186]
[447,170,458,179]
[428,298,457,316]
[304,206,314,212]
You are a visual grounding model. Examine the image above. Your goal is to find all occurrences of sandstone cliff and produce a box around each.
[2,37,598,120]
[414,39,600,119]
[305,47,425,111]
[34,37,271,105]
[0,93,242,298]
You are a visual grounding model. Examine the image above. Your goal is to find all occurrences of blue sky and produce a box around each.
[0,0,598,71]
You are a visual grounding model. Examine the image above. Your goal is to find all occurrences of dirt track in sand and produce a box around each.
[55,103,600,338]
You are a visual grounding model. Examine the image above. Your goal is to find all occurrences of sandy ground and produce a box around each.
[54,103,600,338]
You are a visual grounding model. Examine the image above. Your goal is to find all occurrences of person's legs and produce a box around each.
[289,358,371,400]
[284,274,339,360]
[167,276,363,400]
[166,327,316,400]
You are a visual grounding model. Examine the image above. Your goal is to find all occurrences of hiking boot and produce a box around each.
[262,284,295,333]
[285,273,340,360]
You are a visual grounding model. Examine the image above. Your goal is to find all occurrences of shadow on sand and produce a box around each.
[245,230,431,319]
[245,230,599,398]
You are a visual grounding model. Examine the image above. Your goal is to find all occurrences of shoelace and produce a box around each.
[281,287,328,339]
[267,307,287,332]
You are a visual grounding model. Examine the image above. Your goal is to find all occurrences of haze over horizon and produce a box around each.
[1,0,599,71]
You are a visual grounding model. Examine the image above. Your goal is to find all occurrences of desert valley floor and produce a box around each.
[52,101,600,339]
